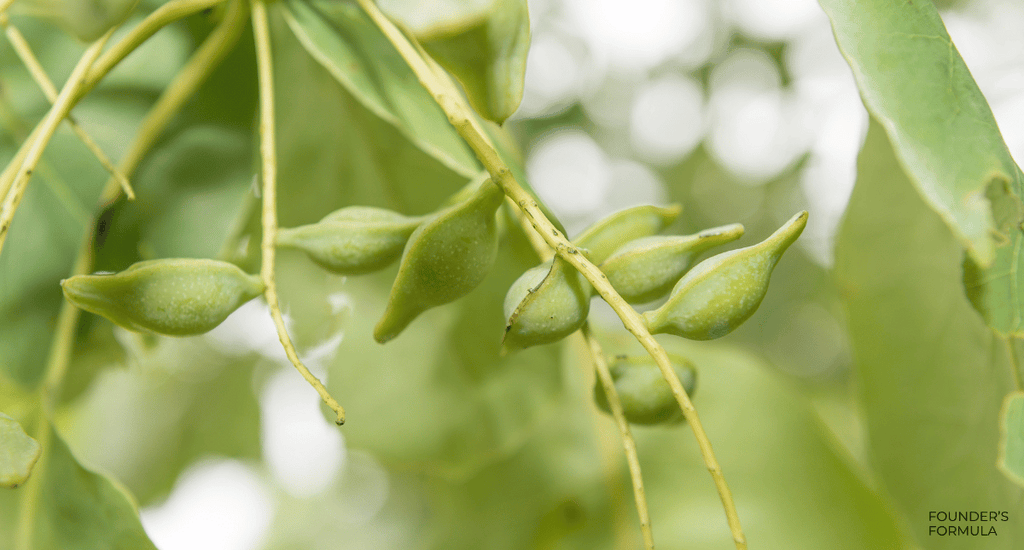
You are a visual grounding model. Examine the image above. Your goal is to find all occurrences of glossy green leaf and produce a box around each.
[280,0,480,177]
[419,0,530,124]
[0,412,40,488]
[0,424,157,550]
[819,0,1022,266]
[999,391,1024,488]
[835,121,1024,548]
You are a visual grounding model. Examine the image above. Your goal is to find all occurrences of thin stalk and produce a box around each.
[82,0,226,93]
[0,30,112,258]
[0,14,135,199]
[583,325,655,550]
[252,0,345,425]
[513,201,655,547]
[99,0,248,205]
[352,1,746,546]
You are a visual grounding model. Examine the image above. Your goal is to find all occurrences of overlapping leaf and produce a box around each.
[0,412,40,488]
[835,121,1024,548]
[280,0,480,178]
[419,0,530,124]
[820,0,1023,267]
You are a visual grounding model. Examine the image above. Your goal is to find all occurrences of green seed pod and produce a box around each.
[602,224,745,303]
[593,355,697,425]
[502,256,591,352]
[572,204,683,264]
[276,207,424,275]
[643,211,808,340]
[374,179,505,343]
[61,259,265,336]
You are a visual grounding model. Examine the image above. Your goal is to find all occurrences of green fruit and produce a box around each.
[61,259,265,336]
[601,224,744,303]
[573,204,683,264]
[593,355,697,425]
[503,256,591,352]
[276,206,424,274]
[643,211,807,340]
[374,178,504,343]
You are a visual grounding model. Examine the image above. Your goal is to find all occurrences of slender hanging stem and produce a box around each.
[251,0,345,425]
[352,1,745,547]
[583,326,656,549]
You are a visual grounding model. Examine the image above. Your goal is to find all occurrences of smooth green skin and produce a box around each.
[593,357,697,425]
[502,256,591,352]
[572,204,682,265]
[602,224,744,304]
[820,0,1021,267]
[419,0,530,124]
[374,179,504,343]
[61,259,265,337]
[0,412,41,488]
[644,211,806,340]
[277,206,424,274]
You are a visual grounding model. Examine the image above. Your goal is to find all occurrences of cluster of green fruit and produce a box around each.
[61,178,805,424]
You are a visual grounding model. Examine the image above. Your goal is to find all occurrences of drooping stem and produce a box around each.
[0,14,135,199]
[251,0,345,425]
[583,326,656,550]
[352,1,745,546]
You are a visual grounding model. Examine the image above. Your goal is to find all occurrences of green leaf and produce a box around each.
[0,412,40,488]
[835,120,1024,547]
[419,0,531,124]
[279,0,480,178]
[999,390,1024,488]
[819,0,1022,267]
[0,424,157,550]
[963,179,1024,336]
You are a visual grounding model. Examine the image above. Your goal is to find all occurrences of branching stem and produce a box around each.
[353,0,745,546]
[0,30,112,258]
[252,0,345,425]
[0,14,135,199]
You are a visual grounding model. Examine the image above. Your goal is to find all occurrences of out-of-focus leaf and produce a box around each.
[419,0,530,124]
[0,424,157,549]
[0,412,40,488]
[834,121,1023,548]
[311,222,562,480]
[61,337,262,506]
[279,0,480,178]
[819,0,1022,267]
[999,390,1024,487]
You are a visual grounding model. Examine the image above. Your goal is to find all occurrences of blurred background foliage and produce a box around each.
[2,0,1024,548]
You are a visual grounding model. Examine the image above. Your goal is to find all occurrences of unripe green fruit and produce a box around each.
[276,206,423,275]
[593,355,697,425]
[502,256,591,352]
[643,211,807,340]
[602,224,744,303]
[573,204,682,264]
[61,259,265,336]
[374,179,504,343]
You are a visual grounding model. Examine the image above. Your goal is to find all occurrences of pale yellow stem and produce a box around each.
[0,30,112,258]
[252,0,345,425]
[0,14,135,199]
[352,1,745,546]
